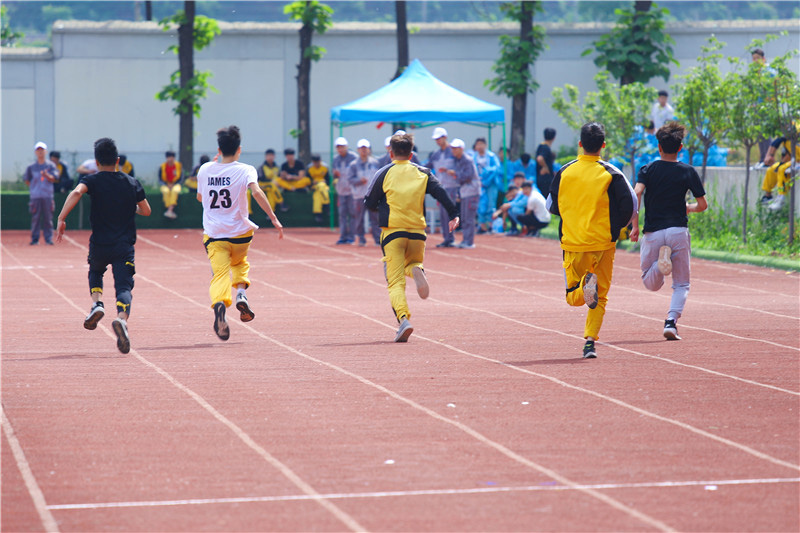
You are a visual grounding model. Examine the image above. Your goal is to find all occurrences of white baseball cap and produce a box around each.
[384,136,392,147]
[431,127,447,139]
[394,129,406,135]
[450,138,465,149]
[334,136,348,146]
[34,141,47,151]
[356,138,371,148]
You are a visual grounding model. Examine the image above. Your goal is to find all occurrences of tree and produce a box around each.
[672,36,732,184]
[155,3,220,174]
[393,1,408,80]
[583,1,678,86]
[285,0,333,164]
[551,71,656,174]
[1,5,25,47]
[761,45,800,244]
[724,57,773,242]
[485,1,546,159]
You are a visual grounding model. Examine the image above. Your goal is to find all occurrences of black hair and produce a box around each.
[265,149,275,155]
[473,137,487,149]
[94,137,118,166]
[390,132,414,157]
[118,154,127,165]
[657,90,668,98]
[521,181,533,189]
[520,153,531,165]
[284,148,295,155]
[507,185,519,192]
[513,171,525,179]
[656,122,685,154]
[311,154,321,161]
[580,122,605,154]
[217,125,241,157]
[199,154,210,165]
[544,128,556,141]
[50,150,61,159]
[165,150,176,158]
[647,121,655,130]
[751,48,765,58]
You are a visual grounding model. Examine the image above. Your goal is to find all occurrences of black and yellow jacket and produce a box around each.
[548,154,635,252]
[364,160,458,238]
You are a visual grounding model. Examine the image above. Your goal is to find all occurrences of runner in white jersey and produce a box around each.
[197,125,284,341]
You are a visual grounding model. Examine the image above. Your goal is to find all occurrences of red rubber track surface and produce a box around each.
[2,228,798,532]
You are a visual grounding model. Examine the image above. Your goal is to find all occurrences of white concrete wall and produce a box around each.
[2,18,798,183]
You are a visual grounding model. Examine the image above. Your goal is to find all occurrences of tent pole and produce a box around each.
[329,120,335,229]
[502,122,508,191]
[487,123,492,155]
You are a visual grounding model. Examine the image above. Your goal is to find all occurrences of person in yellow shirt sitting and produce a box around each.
[252,149,287,214]
[184,154,209,192]
[307,154,330,224]
[277,148,311,191]
[158,150,182,219]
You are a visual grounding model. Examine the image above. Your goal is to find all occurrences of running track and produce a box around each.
[2,228,798,532]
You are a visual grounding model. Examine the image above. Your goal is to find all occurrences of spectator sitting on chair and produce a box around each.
[158,150,182,219]
[277,148,310,191]
[257,149,287,212]
[517,182,551,237]
[50,150,73,193]
[308,154,331,224]
[185,154,209,192]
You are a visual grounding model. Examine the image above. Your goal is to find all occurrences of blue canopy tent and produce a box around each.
[329,58,505,226]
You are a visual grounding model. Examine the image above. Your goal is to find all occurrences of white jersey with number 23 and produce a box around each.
[197,160,259,239]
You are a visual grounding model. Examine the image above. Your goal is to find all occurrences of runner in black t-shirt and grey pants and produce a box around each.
[630,122,707,341]
[56,137,152,354]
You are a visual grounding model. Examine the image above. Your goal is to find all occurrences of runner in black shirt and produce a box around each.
[56,137,151,354]
[630,122,707,341]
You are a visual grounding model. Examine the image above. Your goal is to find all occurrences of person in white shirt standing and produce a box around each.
[197,125,284,341]
[651,90,675,131]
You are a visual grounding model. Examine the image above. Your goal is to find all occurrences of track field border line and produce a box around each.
[1,408,60,533]
[281,259,800,473]
[130,237,677,532]
[46,476,800,511]
[2,241,368,533]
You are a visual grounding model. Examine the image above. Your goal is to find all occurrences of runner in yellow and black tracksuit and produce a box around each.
[365,132,460,343]
[548,122,636,359]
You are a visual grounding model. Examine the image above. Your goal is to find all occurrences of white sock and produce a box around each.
[237,288,246,298]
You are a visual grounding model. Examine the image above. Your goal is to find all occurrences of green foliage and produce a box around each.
[284,1,333,62]
[689,192,800,258]
[155,10,221,118]
[583,2,678,85]
[484,1,546,98]
[1,5,25,47]
[550,71,656,162]
[672,36,733,175]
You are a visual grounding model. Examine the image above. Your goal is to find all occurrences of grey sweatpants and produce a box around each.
[640,226,691,321]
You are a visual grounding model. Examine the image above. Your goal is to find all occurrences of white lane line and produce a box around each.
[47,477,800,510]
[134,238,675,532]
[284,234,800,355]
[1,408,60,532]
[3,241,367,533]
[286,260,800,473]
[458,246,800,320]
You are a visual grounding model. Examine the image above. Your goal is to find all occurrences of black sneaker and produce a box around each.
[582,340,597,359]
[663,319,681,340]
[84,302,105,330]
[235,293,255,322]
[111,318,130,354]
[213,302,230,341]
[583,272,598,309]
[435,241,454,248]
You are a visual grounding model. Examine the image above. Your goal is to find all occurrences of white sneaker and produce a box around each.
[583,272,598,309]
[411,266,429,299]
[111,318,130,354]
[235,293,255,322]
[394,318,414,342]
[658,245,673,275]
[769,195,786,211]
